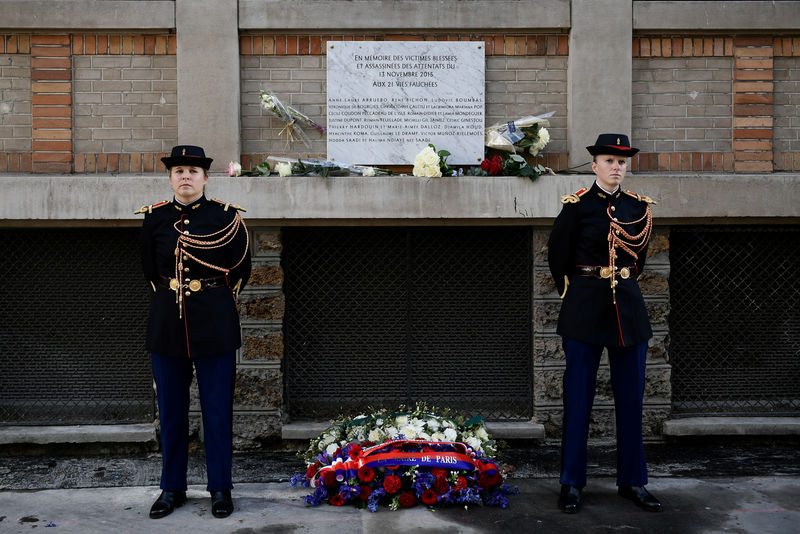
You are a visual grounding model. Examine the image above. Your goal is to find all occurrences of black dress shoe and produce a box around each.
[557,485,582,514]
[210,490,234,518]
[149,490,187,519]
[618,485,662,512]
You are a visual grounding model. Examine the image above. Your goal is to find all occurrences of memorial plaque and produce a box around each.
[327,41,485,166]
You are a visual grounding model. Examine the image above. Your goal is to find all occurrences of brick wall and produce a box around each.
[0,54,31,157]
[774,57,800,171]
[239,33,569,170]
[73,55,177,155]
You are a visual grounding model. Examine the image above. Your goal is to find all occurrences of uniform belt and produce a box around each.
[574,265,637,280]
[159,275,228,292]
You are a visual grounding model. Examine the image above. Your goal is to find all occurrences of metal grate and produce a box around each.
[282,227,533,421]
[669,226,800,415]
[0,228,154,425]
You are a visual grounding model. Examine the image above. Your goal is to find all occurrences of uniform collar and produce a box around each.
[172,194,206,212]
[592,181,621,200]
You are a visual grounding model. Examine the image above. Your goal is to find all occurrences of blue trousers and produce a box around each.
[151,352,236,492]
[560,338,648,488]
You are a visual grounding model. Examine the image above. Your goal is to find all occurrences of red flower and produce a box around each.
[433,476,449,494]
[329,494,345,506]
[359,485,372,501]
[383,474,402,494]
[454,476,468,491]
[361,440,376,448]
[421,489,438,505]
[430,468,448,478]
[305,462,319,479]
[358,466,375,482]
[398,492,417,508]
[477,472,502,489]
[322,470,337,487]
[488,155,504,175]
[348,444,363,460]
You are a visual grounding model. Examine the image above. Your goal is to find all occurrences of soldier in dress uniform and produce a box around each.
[548,134,661,514]
[136,145,251,519]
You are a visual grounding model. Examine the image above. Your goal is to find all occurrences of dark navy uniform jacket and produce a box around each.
[547,182,653,348]
[140,195,251,358]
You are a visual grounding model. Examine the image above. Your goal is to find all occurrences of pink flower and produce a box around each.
[227,161,242,177]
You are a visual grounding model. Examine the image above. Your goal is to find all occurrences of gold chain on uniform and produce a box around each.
[606,204,652,304]
[172,213,250,317]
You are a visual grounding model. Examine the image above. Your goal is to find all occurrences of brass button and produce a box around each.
[613,217,618,222]
[184,219,190,224]
[183,230,190,235]
[184,267,190,273]
[611,206,616,211]
[184,291,191,297]
[183,255,188,261]
[615,230,620,235]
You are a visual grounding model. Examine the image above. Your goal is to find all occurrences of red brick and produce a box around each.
[31,69,71,81]
[712,152,723,171]
[733,105,773,116]
[651,38,662,57]
[276,36,286,55]
[734,160,772,172]
[119,153,131,172]
[692,152,702,170]
[713,37,724,56]
[702,153,713,171]
[558,35,568,55]
[310,36,321,55]
[8,153,20,172]
[31,81,72,93]
[32,57,71,68]
[31,35,70,45]
[143,154,154,173]
[735,150,772,161]
[640,38,651,57]
[672,38,682,57]
[21,153,32,172]
[286,36,298,54]
[32,94,71,106]
[734,46,773,58]
[33,162,70,173]
[734,140,772,151]
[735,36,773,47]
[130,153,142,173]
[96,153,107,172]
[733,129,772,139]
[661,38,671,57]
[32,129,71,140]
[735,69,773,81]
[155,35,167,55]
[658,153,669,170]
[85,154,96,173]
[252,36,263,55]
[97,35,108,54]
[670,152,680,170]
[240,36,251,55]
[74,153,85,173]
[5,35,18,54]
[298,36,309,54]
[693,38,703,56]
[734,93,773,105]
[33,152,72,163]
[703,38,713,56]
[680,152,691,170]
[84,35,97,54]
[32,140,72,151]
[0,153,8,170]
[30,45,71,57]
[144,35,155,54]
[122,35,133,54]
[72,35,83,55]
[108,153,119,173]
[109,35,121,54]
[133,36,145,54]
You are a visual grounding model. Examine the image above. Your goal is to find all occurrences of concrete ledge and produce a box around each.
[282,421,545,441]
[0,1,176,29]
[0,424,156,445]
[1,173,798,223]
[634,1,800,30]
[240,0,570,30]
[663,417,800,437]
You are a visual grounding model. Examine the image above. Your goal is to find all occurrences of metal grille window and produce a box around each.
[669,226,800,415]
[282,227,533,421]
[0,228,153,425]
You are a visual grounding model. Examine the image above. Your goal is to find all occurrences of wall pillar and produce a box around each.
[568,0,633,169]
[175,0,240,171]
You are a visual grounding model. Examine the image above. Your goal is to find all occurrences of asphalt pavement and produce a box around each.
[1,440,799,533]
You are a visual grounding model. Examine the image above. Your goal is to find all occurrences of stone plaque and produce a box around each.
[326,41,485,165]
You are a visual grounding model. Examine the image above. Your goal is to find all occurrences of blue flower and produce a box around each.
[367,488,387,512]
[303,485,328,506]
[290,473,310,487]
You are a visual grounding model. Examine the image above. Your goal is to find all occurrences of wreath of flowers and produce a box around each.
[290,404,518,512]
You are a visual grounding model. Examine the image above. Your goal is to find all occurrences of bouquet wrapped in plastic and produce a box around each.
[259,89,326,149]
[485,111,555,154]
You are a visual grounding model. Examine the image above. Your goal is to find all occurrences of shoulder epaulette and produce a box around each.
[561,187,590,204]
[623,190,657,204]
[211,198,247,212]
[134,200,170,214]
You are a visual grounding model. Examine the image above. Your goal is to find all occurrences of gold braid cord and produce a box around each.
[172,213,250,318]
[606,204,652,304]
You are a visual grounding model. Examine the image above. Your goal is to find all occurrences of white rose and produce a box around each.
[385,426,398,439]
[401,426,417,439]
[227,161,242,177]
[368,428,384,442]
[431,432,446,442]
[475,427,489,441]
[424,165,441,178]
[443,428,458,442]
[326,443,339,456]
[362,167,376,177]
[395,415,409,426]
[276,162,292,177]
[412,163,425,177]
[426,418,440,431]
[422,149,439,167]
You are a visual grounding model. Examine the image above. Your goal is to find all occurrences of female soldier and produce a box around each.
[137,145,251,519]
[548,134,661,514]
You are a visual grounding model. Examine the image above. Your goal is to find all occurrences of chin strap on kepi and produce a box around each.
[310,439,499,488]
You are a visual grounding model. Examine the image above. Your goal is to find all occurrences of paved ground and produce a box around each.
[1,440,798,533]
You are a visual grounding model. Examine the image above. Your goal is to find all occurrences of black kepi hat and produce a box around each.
[161,145,213,170]
[586,134,639,157]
